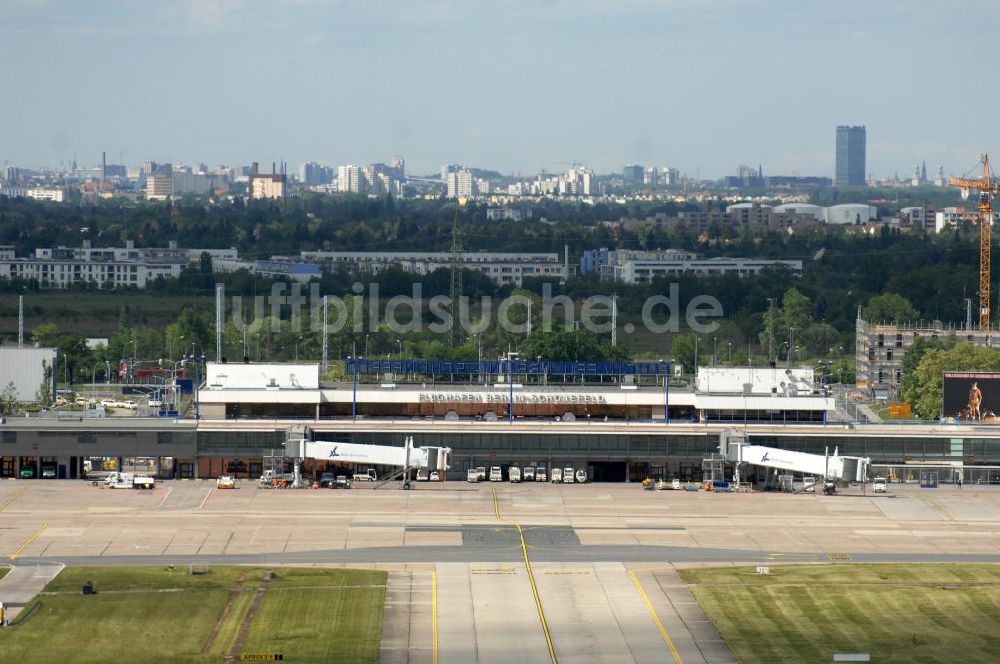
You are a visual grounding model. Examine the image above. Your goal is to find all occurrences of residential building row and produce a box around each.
[0,241,237,289]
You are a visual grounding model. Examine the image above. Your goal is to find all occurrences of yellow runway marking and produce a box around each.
[0,486,27,512]
[10,523,48,560]
[431,570,439,664]
[920,494,956,522]
[628,569,684,664]
[493,486,557,664]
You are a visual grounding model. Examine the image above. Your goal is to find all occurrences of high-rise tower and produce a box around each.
[835,125,866,186]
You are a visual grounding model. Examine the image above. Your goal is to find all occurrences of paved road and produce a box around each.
[0,563,64,621]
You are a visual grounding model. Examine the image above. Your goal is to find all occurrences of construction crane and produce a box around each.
[950,154,1000,329]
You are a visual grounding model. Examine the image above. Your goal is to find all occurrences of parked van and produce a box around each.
[550,468,563,483]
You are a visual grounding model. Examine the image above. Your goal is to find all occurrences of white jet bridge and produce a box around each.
[292,436,451,489]
[720,430,869,492]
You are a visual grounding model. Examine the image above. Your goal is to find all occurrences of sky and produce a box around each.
[2,0,999,179]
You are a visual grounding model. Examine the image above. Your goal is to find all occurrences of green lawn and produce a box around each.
[0,565,386,664]
[681,564,1000,664]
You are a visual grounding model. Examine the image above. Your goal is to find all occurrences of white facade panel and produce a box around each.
[0,347,58,403]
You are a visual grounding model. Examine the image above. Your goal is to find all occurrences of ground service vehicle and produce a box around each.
[563,467,575,483]
[489,466,503,482]
[353,469,378,482]
[467,469,479,483]
[430,471,440,481]
[575,469,587,483]
[319,472,337,488]
[873,476,887,493]
[509,467,521,483]
[550,468,562,483]
[536,468,547,482]
[523,467,535,481]
[416,469,429,481]
[104,472,155,490]
[216,475,236,489]
[476,467,486,481]
[333,475,352,489]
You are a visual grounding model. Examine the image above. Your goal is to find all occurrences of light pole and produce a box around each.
[183,354,205,420]
[694,337,699,376]
[365,334,370,358]
[350,356,358,421]
[91,362,103,399]
[728,342,732,364]
[713,337,717,367]
[660,359,670,424]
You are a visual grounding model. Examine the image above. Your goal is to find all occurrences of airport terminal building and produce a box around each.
[2,361,999,483]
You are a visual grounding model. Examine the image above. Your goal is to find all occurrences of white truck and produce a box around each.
[535,468,547,482]
[509,467,521,483]
[872,476,888,493]
[476,466,487,481]
[550,468,562,483]
[575,469,587,483]
[489,466,503,482]
[104,472,156,490]
[562,467,575,483]
[416,469,429,481]
[523,467,535,481]
[353,469,378,482]
[467,468,479,483]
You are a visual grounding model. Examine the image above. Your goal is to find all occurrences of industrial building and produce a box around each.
[294,250,571,287]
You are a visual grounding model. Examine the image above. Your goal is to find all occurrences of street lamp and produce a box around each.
[183,353,206,420]
[728,342,732,364]
[713,337,717,367]
[365,334,370,358]
[694,337,700,376]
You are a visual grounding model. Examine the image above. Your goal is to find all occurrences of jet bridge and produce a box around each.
[288,435,451,489]
[720,430,869,488]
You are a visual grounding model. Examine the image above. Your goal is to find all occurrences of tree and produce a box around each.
[669,333,699,375]
[864,293,919,323]
[31,322,58,347]
[36,360,53,407]
[899,335,952,406]
[0,381,19,415]
[803,323,840,358]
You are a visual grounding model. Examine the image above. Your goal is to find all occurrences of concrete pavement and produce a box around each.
[5,478,1000,661]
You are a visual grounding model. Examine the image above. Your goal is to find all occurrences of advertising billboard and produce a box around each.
[942,372,1000,423]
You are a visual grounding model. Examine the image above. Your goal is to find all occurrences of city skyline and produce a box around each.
[2,1,998,178]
